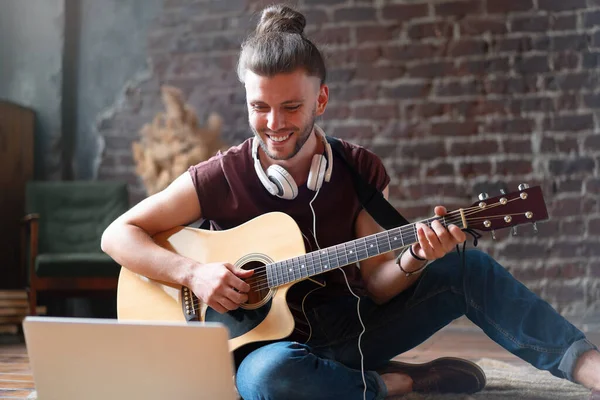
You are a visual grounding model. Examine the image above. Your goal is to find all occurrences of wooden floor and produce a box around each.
[0,342,33,399]
[1,321,598,399]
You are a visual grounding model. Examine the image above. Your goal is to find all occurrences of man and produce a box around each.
[102,4,600,399]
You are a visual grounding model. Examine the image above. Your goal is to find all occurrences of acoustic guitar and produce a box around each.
[117,185,548,352]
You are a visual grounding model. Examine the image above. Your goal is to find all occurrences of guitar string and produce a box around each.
[188,209,470,308]
[189,211,523,304]
[237,209,472,288]
[189,200,529,305]
[245,202,493,278]
[228,211,526,294]
[188,215,520,309]
[189,201,523,303]
[242,200,517,288]
[221,211,471,297]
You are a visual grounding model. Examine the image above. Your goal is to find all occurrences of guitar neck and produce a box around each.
[266,210,467,288]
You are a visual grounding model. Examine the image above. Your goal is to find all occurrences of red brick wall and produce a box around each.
[97,0,600,318]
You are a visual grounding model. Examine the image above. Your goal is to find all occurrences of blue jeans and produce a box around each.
[236,249,597,400]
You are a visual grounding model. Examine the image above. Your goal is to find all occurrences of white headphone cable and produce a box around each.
[301,187,325,344]
[307,184,368,400]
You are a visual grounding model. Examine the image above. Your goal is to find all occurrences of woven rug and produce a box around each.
[394,358,591,400]
[25,358,592,399]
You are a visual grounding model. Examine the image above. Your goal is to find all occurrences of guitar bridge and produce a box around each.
[181,286,199,322]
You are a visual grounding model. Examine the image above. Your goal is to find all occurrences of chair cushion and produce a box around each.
[35,253,121,278]
[26,181,129,254]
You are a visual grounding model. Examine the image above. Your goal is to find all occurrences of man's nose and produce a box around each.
[267,109,285,132]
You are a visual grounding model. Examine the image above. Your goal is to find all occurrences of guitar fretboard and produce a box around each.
[266,214,459,288]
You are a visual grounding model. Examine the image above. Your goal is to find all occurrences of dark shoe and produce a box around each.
[377,357,486,394]
[591,390,600,400]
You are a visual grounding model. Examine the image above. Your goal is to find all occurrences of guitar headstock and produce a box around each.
[465,184,548,234]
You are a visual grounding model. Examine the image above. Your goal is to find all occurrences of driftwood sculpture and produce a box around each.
[132,85,228,195]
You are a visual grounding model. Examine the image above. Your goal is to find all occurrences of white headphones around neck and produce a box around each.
[252,125,333,200]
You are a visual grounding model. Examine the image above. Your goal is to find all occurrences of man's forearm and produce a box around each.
[101,223,196,287]
[365,248,428,305]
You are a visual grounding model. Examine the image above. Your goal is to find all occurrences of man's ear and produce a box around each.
[316,84,329,116]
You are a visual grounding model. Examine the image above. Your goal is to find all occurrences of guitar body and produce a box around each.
[117,185,549,355]
[117,212,307,352]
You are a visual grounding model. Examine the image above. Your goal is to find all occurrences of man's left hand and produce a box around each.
[413,206,466,261]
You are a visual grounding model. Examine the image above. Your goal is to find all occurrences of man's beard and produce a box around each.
[252,111,316,161]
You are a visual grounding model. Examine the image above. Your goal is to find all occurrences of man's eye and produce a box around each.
[285,105,301,111]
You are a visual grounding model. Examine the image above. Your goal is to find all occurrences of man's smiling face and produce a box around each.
[245,69,325,161]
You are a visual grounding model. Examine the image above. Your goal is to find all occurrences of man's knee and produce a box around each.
[464,249,495,268]
[236,341,309,399]
[428,249,497,281]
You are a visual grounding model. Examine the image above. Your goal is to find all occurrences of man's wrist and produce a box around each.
[396,246,428,277]
[409,244,427,261]
[178,259,199,287]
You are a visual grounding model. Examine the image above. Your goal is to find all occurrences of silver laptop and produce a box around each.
[23,317,237,400]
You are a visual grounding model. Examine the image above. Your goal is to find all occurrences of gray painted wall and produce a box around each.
[73,0,162,179]
[0,0,65,180]
[0,0,162,180]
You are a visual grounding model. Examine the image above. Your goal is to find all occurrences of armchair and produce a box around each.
[21,181,129,315]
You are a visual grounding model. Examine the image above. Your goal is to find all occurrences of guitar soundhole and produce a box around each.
[242,260,272,309]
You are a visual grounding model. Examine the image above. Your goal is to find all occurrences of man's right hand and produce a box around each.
[188,263,254,314]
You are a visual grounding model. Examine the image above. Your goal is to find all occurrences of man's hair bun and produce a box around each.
[256,4,306,36]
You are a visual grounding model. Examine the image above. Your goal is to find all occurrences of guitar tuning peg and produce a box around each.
[491,230,496,240]
[518,183,530,191]
[500,189,506,195]
[512,226,518,236]
[478,192,489,201]
[532,222,538,233]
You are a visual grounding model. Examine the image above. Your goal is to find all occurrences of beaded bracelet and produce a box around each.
[397,246,428,277]
[409,245,427,261]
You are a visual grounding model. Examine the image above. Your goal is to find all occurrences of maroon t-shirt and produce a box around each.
[188,136,390,340]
